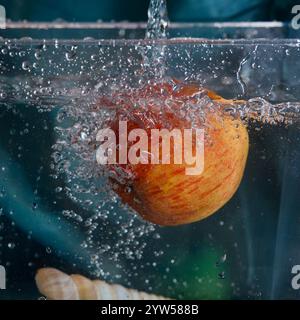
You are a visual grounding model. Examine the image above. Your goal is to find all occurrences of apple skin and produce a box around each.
[105,82,249,226]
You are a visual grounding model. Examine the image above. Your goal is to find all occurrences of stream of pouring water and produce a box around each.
[142,0,169,79]
[146,0,169,39]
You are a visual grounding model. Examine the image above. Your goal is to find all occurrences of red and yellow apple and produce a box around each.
[100,82,249,226]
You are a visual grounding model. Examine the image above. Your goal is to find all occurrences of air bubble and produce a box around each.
[0,92,7,99]
[8,242,16,249]
[55,186,63,193]
[34,51,42,60]
[65,51,77,61]
[22,61,30,71]
[32,202,38,210]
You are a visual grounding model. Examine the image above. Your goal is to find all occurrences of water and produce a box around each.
[146,0,169,39]
[141,0,169,80]
[1,3,300,300]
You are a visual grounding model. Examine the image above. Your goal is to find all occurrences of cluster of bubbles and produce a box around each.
[51,72,231,277]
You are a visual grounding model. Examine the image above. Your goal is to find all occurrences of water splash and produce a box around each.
[236,45,258,98]
[223,98,300,125]
[142,0,169,80]
[146,0,169,39]
[236,54,250,97]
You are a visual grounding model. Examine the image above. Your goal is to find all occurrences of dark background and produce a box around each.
[2,0,299,23]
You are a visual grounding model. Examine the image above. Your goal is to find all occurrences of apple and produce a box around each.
[99,81,249,226]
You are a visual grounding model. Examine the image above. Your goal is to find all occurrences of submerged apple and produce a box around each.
[98,81,249,226]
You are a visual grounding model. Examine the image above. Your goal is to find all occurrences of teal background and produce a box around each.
[2,0,299,22]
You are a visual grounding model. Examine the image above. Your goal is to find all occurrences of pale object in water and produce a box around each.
[35,268,170,300]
